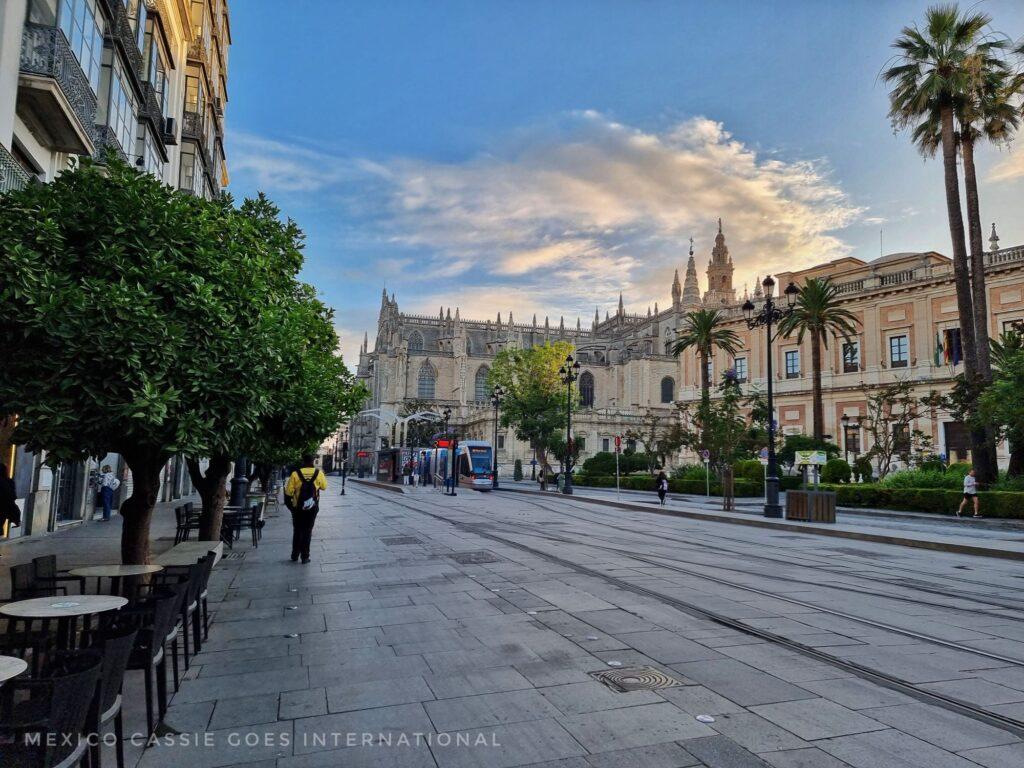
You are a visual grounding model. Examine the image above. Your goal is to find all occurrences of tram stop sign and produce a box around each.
[614,435,622,453]
[701,449,710,464]
[759,447,769,466]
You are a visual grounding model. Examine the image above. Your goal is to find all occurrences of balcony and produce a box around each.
[92,125,128,164]
[187,37,209,67]
[17,24,97,155]
[181,110,206,144]
[1,143,32,193]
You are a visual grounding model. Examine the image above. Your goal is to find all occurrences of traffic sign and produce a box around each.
[701,449,710,463]
[614,435,622,453]
[356,450,369,458]
[759,447,769,466]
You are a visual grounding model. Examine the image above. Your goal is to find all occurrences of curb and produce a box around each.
[496,487,1024,562]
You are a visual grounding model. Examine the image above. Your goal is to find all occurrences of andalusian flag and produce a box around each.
[934,331,943,366]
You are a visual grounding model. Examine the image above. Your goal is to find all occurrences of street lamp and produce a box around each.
[841,414,850,464]
[742,275,800,518]
[442,407,456,496]
[558,353,582,495]
[490,385,504,490]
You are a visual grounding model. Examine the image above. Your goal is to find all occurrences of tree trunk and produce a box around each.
[961,136,999,484]
[939,107,978,374]
[1008,436,1024,478]
[961,136,991,379]
[939,108,994,481]
[811,328,823,441]
[119,449,165,565]
[187,455,230,541]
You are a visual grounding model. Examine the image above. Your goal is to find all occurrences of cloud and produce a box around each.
[990,151,1024,183]
[233,112,866,325]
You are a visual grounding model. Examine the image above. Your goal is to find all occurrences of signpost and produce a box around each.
[701,449,711,497]
[759,447,769,502]
[794,450,827,488]
[614,435,622,500]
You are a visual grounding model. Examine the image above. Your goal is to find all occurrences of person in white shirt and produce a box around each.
[98,465,120,521]
[957,469,980,518]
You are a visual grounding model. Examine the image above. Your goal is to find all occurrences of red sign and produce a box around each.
[435,439,452,448]
[614,435,621,453]
[356,450,369,458]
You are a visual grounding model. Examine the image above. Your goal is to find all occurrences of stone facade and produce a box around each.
[353,222,1024,475]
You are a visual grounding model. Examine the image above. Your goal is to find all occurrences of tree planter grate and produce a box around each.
[380,536,422,546]
[590,666,686,692]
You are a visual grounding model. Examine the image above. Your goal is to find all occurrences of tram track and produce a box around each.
[357,485,1024,740]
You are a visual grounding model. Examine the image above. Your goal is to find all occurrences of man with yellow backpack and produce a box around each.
[284,454,328,563]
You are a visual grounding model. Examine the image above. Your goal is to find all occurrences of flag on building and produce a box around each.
[934,331,943,366]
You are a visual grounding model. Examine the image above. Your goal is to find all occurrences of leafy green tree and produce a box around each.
[883,4,1005,483]
[624,410,683,475]
[981,345,1024,479]
[821,458,852,484]
[778,278,859,440]
[0,159,283,563]
[670,309,741,402]
[489,341,574,476]
[513,459,523,481]
[861,380,931,478]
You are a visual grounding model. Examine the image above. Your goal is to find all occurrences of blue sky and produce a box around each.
[225,0,1024,364]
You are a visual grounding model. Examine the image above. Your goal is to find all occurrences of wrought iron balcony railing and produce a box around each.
[0,143,31,194]
[93,125,128,164]
[19,24,98,143]
[181,110,206,143]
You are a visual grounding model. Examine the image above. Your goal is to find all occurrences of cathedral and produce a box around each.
[351,219,1024,475]
[351,221,745,471]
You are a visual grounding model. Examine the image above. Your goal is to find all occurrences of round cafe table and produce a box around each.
[0,655,28,684]
[69,564,164,597]
[0,595,128,650]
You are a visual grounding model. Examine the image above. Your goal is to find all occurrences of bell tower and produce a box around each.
[703,218,736,306]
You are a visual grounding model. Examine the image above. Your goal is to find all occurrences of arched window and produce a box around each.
[465,337,472,355]
[474,366,490,401]
[579,371,595,408]
[407,331,424,351]
[661,376,675,404]
[417,361,436,399]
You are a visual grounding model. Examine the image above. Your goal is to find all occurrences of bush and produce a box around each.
[574,475,762,497]
[947,462,972,479]
[852,456,874,483]
[994,473,1024,492]
[917,456,946,473]
[513,459,523,481]
[733,459,764,483]
[822,484,1024,518]
[671,464,709,482]
[879,470,961,490]
[821,458,851,484]
[581,451,651,476]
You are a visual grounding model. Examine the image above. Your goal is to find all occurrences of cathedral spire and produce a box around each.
[683,254,701,307]
[754,276,763,298]
[672,269,682,305]
[654,301,658,314]
[576,317,581,330]
[704,218,736,306]
[990,222,1000,252]
[496,311,502,326]
[508,311,513,326]
[594,307,600,326]
[618,293,624,315]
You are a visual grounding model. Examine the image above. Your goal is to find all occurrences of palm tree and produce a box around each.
[670,309,741,401]
[778,278,859,442]
[883,4,1002,482]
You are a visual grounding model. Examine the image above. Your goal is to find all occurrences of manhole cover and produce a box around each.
[380,536,422,546]
[590,666,686,692]
[449,551,501,565]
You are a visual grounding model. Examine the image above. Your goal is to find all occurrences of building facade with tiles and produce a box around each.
[353,221,1024,477]
[0,0,231,538]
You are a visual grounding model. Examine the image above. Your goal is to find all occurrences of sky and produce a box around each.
[224,0,1024,366]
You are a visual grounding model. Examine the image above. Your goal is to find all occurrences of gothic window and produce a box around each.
[466,337,473,355]
[660,376,675,404]
[474,366,490,401]
[407,331,424,351]
[417,361,436,399]
[579,371,595,408]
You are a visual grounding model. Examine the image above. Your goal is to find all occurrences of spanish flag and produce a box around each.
[934,331,943,366]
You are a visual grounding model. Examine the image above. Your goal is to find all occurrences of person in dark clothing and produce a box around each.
[285,454,327,563]
[656,471,669,506]
[1,463,21,533]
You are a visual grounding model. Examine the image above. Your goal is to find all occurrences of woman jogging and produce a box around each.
[656,471,669,506]
[957,468,980,518]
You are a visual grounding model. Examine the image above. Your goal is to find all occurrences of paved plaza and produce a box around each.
[6,483,1024,768]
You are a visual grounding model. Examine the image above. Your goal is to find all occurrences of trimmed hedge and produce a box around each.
[575,474,795,498]
[822,484,1024,519]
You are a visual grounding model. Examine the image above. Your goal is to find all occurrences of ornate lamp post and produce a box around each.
[558,354,581,495]
[742,276,800,518]
[490,385,504,490]
[840,414,850,464]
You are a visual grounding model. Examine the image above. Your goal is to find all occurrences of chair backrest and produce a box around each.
[197,552,216,593]
[184,502,194,514]
[87,623,138,718]
[174,506,184,524]
[5,650,103,767]
[147,585,186,656]
[10,562,41,599]
[32,554,58,581]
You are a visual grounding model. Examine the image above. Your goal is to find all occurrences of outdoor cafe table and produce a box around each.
[0,595,127,650]
[0,655,28,684]
[69,564,164,597]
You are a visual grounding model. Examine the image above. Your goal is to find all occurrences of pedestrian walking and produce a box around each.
[1,463,21,536]
[656,471,669,506]
[97,464,120,521]
[957,468,981,518]
[285,454,328,563]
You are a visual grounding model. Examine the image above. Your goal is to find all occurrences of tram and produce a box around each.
[422,440,494,490]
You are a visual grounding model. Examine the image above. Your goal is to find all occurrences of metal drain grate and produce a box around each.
[221,551,245,560]
[380,536,422,546]
[449,551,501,565]
[590,666,686,692]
